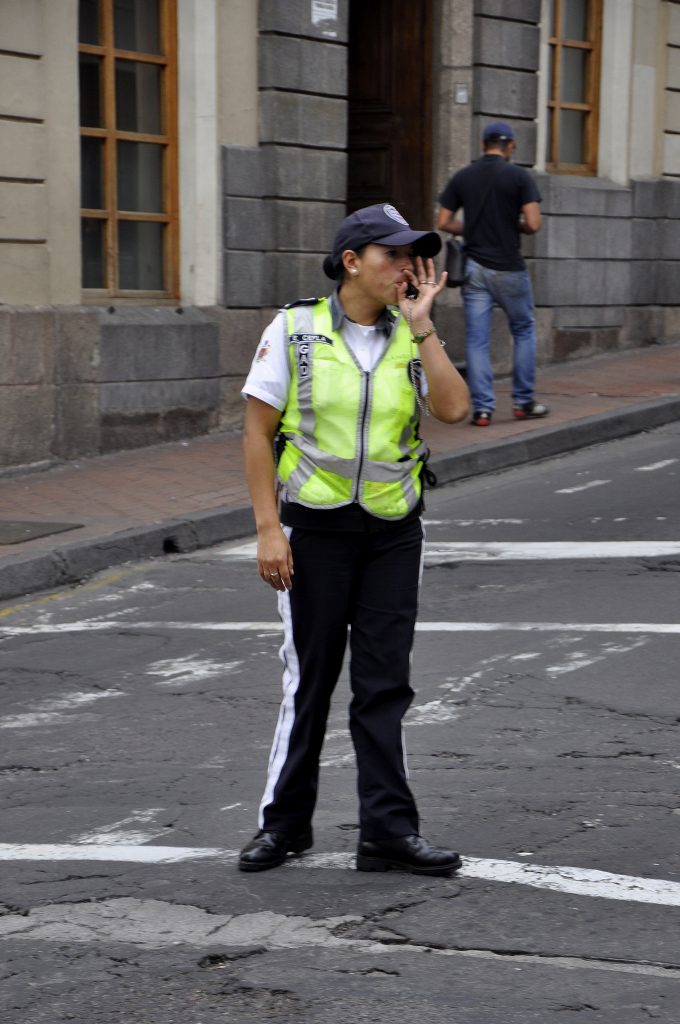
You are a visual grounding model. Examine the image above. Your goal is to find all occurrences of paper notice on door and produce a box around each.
[311,0,338,37]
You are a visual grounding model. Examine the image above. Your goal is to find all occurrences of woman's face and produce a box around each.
[348,243,414,306]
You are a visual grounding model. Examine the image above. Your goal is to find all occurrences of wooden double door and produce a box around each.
[347,0,433,229]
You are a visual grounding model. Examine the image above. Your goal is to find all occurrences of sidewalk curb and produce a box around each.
[1,395,679,604]
[430,394,680,486]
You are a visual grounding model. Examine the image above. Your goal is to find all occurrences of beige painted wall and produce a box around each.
[44,0,81,303]
[217,0,259,146]
[0,0,260,310]
[0,0,79,305]
[179,0,221,306]
[178,0,259,306]
[629,0,664,178]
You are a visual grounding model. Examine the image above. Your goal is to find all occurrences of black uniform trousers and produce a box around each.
[259,514,423,841]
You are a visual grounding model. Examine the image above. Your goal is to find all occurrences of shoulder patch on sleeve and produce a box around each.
[283,297,320,309]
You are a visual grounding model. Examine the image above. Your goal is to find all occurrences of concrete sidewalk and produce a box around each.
[1,341,679,603]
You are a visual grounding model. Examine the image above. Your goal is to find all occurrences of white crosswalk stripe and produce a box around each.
[0,844,678,907]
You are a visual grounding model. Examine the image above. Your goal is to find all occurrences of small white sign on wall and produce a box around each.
[311,0,338,38]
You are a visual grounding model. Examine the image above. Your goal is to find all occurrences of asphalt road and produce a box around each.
[1,423,679,1024]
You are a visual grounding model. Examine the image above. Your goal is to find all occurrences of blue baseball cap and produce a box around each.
[323,203,441,279]
[483,121,515,142]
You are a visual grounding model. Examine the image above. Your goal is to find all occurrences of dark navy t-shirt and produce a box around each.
[438,156,542,272]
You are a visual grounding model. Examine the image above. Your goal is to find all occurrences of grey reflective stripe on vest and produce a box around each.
[290,305,317,443]
[284,307,354,500]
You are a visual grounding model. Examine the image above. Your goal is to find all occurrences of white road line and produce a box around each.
[424,541,680,562]
[146,656,242,685]
[0,844,678,908]
[216,539,680,562]
[0,689,124,729]
[424,519,526,526]
[635,459,677,472]
[72,810,167,847]
[416,622,680,633]
[2,621,680,635]
[556,480,611,494]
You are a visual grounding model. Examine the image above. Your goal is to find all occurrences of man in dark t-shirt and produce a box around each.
[437,122,549,425]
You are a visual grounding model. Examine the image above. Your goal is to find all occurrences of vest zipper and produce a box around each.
[354,370,370,501]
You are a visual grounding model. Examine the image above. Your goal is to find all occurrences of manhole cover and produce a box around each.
[0,521,83,545]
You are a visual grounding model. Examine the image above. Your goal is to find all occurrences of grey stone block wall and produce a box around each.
[223,250,275,309]
[223,197,276,251]
[269,146,346,201]
[474,17,539,71]
[527,175,680,351]
[222,7,349,310]
[473,67,538,120]
[0,307,227,468]
[474,0,541,20]
[259,0,349,42]
[259,34,346,94]
[98,309,220,382]
[259,92,346,148]
[222,146,271,199]
[274,200,345,254]
[472,1,540,166]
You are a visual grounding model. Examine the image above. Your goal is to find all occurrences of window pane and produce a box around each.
[563,0,588,40]
[560,109,585,164]
[562,47,586,103]
[547,45,555,101]
[117,141,163,212]
[82,218,106,287]
[118,221,164,289]
[115,60,162,133]
[79,53,103,127]
[81,138,104,208]
[114,0,161,54]
[79,0,100,44]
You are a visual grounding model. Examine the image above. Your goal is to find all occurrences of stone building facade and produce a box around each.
[1,0,679,469]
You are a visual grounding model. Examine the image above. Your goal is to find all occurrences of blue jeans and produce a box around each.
[461,257,537,413]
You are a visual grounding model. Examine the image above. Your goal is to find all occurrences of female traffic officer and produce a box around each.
[239,203,470,875]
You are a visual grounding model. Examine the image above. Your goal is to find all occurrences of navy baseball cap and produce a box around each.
[483,121,515,142]
[323,203,441,279]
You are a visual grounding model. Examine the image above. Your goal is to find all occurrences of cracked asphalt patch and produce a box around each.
[1,897,679,1024]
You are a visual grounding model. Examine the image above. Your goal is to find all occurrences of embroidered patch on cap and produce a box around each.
[383,204,409,226]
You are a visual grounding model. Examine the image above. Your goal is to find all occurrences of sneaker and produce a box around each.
[471,410,492,426]
[513,401,549,420]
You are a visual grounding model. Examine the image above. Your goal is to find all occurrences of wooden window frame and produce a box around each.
[79,0,179,300]
[545,0,602,175]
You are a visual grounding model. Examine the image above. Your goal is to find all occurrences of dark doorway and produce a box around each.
[347,0,433,229]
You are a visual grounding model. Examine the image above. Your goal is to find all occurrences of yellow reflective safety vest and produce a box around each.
[277,297,427,520]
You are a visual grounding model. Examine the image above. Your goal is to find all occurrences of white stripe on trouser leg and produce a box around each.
[258,529,301,829]
[402,516,425,785]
